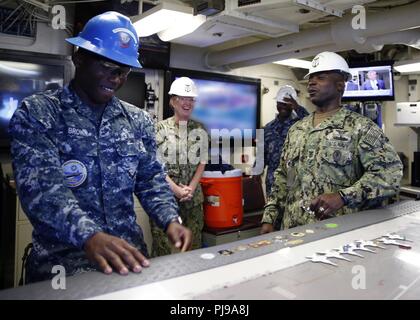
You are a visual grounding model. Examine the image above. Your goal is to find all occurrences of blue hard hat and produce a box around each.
[66,11,142,68]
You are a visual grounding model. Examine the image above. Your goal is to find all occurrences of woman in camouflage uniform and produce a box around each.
[151,77,208,257]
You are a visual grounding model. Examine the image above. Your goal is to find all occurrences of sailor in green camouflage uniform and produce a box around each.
[151,77,208,257]
[261,52,403,232]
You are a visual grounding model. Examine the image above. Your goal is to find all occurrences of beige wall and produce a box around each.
[382,76,418,185]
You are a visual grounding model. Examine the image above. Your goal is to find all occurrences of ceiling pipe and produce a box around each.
[205,24,331,68]
[366,29,420,50]
[226,28,420,69]
[205,1,420,69]
[227,44,338,69]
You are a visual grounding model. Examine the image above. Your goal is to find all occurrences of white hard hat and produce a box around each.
[304,51,351,81]
[275,85,297,103]
[168,77,198,97]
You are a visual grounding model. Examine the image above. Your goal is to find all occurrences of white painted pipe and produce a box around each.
[205,25,331,68]
[205,1,420,69]
[366,29,420,49]
[228,44,338,69]
[349,29,420,53]
[227,29,420,69]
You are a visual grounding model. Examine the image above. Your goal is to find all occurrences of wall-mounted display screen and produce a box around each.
[164,68,261,140]
[0,59,65,148]
[343,62,394,101]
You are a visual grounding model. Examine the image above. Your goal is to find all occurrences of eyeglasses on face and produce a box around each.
[175,96,196,103]
[98,60,131,79]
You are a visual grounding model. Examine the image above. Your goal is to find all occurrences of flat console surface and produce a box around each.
[1,200,420,299]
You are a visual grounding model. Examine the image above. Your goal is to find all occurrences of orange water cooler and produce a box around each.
[200,169,243,228]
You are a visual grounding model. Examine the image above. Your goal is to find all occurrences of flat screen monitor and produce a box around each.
[342,61,394,101]
[0,58,66,148]
[115,71,145,108]
[164,69,261,140]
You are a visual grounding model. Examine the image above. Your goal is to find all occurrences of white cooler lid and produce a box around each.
[202,169,242,178]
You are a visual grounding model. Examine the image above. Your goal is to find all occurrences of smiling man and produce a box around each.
[261,51,403,233]
[9,11,192,283]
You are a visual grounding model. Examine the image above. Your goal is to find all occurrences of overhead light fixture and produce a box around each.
[132,2,206,41]
[394,59,420,74]
[273,58,312,69]
[158,14,206,42]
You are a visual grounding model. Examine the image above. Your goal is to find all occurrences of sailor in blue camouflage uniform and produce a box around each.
[264,85,308,196]
[261,52,402,234]
[9,12,192,283]
[263,86,308,230]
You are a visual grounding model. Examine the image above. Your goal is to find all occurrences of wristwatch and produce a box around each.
[170,216,183,225]
[165,216,183,232]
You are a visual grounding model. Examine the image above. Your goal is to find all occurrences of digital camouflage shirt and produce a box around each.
[155,117,208,210]
[264,106,309,195]
[9,86,179,282]
[262,107,403,229]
